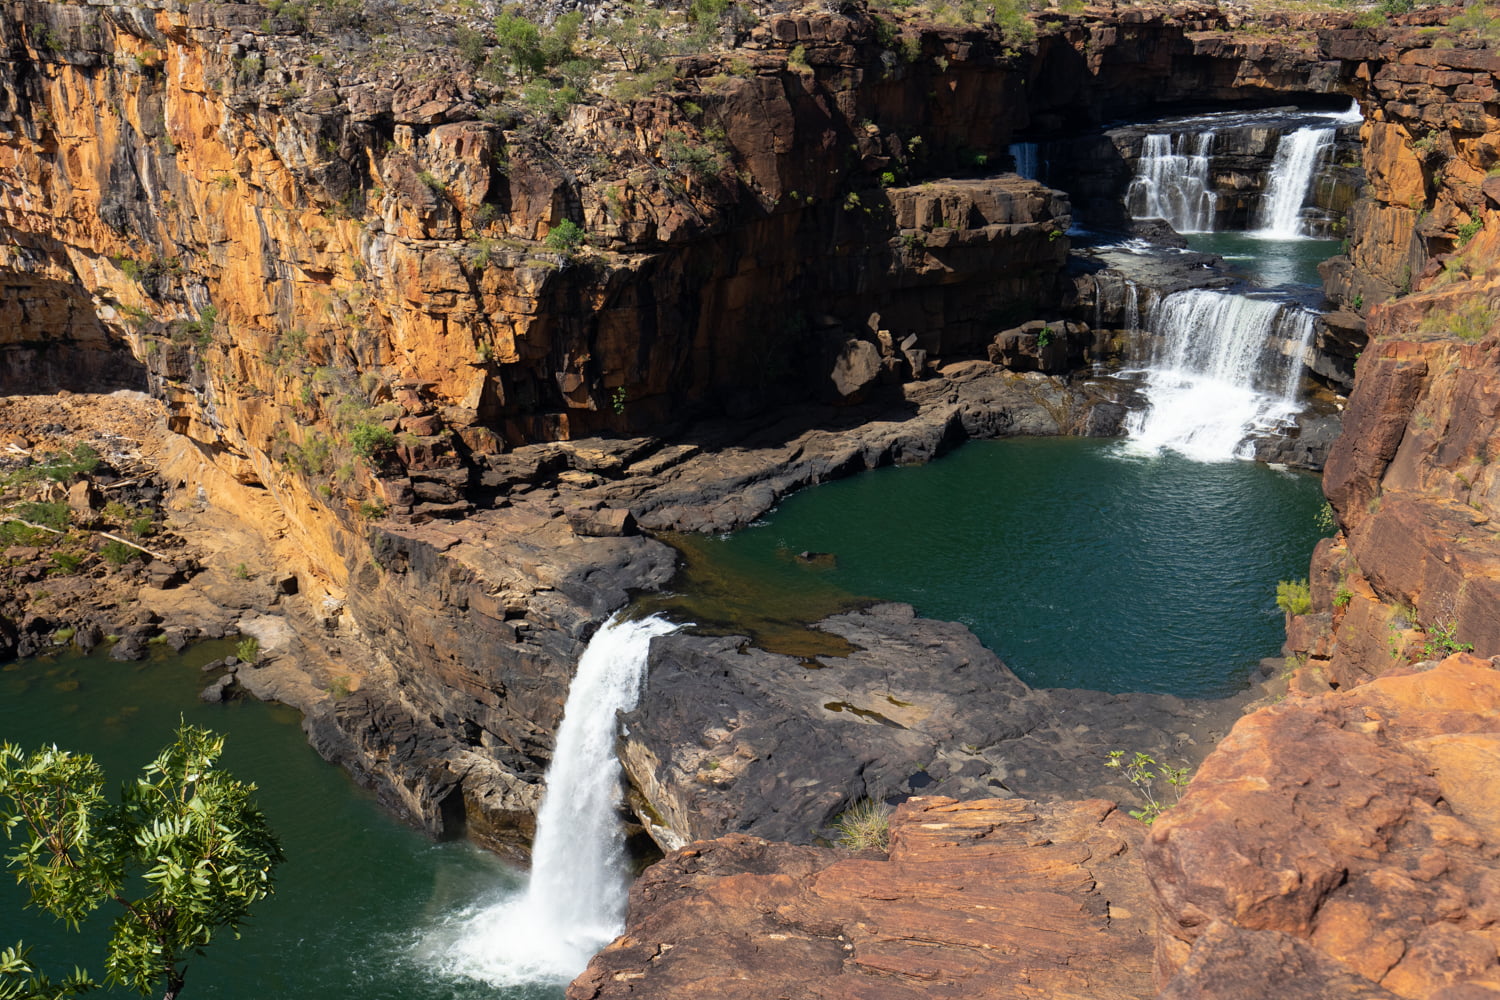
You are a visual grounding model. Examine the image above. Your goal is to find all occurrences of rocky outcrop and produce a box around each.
[569,796,1157,1000]
[1145,653,1500,997]
[622,603,1253,850]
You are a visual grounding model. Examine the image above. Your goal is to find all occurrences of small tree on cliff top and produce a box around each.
[0,724,284,1000]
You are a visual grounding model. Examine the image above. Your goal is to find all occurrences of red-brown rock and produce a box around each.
[1145,655,1500,998]
[569,797,1156,1000]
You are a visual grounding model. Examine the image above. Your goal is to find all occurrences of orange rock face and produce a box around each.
[1145,654,1500,998]
[570,797,1156,1000]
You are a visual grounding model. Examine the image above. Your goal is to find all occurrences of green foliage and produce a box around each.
[14,503,69,531]
[357,500,387,520]
[235,636,261,664]
[1351,10,1386,27]
[454,24,487,67]
[100,540,139,567]
[1420,618,1474,659]
[1379,0,1414,13]
[0,940,96,1000]
[543,219,586,258]
[1456,215,1483,246]
[4,445,99,489]
[834,799,891,851]
[1419,298,1494,342]
[610,387,628,415]
[661,130,729,180]
[232,562,250,581]
[1276,578,1312,616]
[1315,501,1336,532]
[416,170,446,195]
[0,523,48,547]
[0,725,283,1000]
[1036,326,1054,348]
[787,44,810,71]
[48,553,84,576]
[599,2,670,73]
[1104,750,1190,825]
[1334,585,1353,609]
[349,423,396,458]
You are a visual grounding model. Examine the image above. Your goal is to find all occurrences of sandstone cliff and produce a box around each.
[0,0,1372,838]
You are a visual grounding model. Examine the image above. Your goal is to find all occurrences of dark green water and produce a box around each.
[655,437,1328,697]
[0,641,554,1000]
[1185,232,1339,293]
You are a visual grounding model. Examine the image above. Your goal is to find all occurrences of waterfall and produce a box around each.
[1126,132,1217,233]
[1124,289,1315,462]
[1253,127,1337,238]
[1010,141,1040,181]
[1123,280,1140,333]
[421,613,680,986]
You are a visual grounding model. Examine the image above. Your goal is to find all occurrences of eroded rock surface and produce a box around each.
[624,603,1253,850]
[569,796,1156,1000]
[1146,653,1500,998]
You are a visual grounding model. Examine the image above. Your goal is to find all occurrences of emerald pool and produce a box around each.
[0,641,557,1000]
[656,437,1328,697]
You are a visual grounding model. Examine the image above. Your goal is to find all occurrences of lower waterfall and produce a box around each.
[422,613,680,987]
[1124,288,1315,462]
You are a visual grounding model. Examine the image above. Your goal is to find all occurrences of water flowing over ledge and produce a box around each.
[1123,289,1316,462]
[420,614,680,988]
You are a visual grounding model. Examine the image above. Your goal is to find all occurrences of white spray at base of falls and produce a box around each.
[418,613,681,987]
[1123,288,1316,462]
[1126,132,1218,233]
[1253,126,1338,238]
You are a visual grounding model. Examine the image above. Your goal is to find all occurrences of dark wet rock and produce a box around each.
[621,603,1254,851]
[199,673,236,703]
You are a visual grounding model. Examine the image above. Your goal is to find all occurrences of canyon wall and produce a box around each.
[0,0,1366,841]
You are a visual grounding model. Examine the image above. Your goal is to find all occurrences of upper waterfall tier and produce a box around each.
[1126,132,1219,233]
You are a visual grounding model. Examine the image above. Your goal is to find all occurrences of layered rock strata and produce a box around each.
[1147,654,1500,998]
[569,796,1157,1000]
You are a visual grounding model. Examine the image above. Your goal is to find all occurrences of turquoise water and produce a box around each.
[659,437,1328,697]
[0,641,557,1000]
[1184,232,1340,293]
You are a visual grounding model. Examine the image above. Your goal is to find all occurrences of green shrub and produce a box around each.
[834,799,891,851]
[1421,618,1474,659]
[349,423,397,458]
[543,219,586,258]
[102,540,139,567]
[1105,750,1190,824]
[1276,578,1312,616]
[49,551,85,575]
[235,636,261,664]
[233,561,251,580]
[17,501,70,530]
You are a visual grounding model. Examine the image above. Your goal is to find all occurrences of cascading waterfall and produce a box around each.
[1124,288,1315,462]
[1253,126,1337,238]
[421,613,680,986]
[1125,132,1217,233]
[1009,141,1040,181]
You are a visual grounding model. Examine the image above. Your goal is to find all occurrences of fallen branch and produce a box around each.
[3,517,174,562]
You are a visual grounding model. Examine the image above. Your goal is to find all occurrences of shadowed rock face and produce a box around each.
[568,797,1157,1000]
[1145,654,1500,998]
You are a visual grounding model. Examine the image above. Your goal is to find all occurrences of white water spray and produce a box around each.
[421,613,680,987]
[1124,288,1315,462]
[1126,132,1218,233]
[1253,127,1337,238]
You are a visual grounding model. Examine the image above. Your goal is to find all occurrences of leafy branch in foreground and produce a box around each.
[1104,750,1190,825]
[0,724,284,1000]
